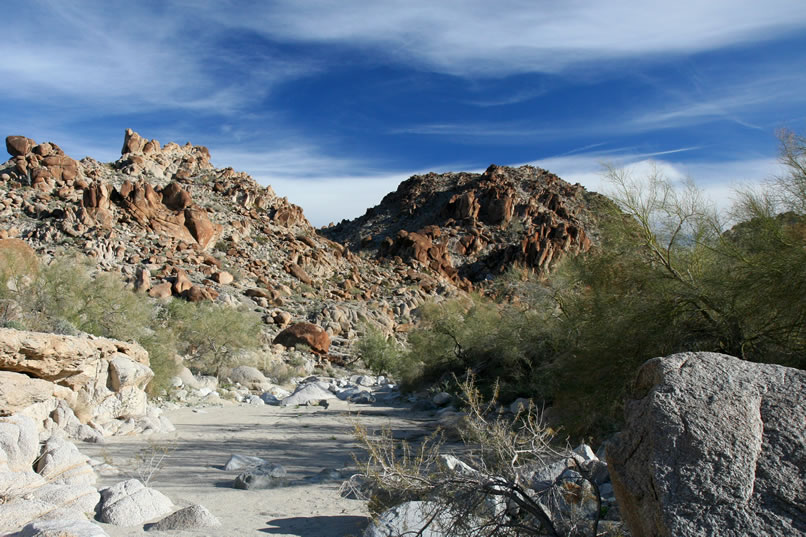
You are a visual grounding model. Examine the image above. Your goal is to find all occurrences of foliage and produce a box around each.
[400,294,560,402]
[0,254,264,395]
[393,130,806,440]
[352,375,605,537]
[157,299,263,378]
[355,323,404,376]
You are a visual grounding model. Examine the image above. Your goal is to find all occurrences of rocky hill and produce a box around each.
[1,131,469,357]
[321,164,609,288]
[0,131,605,355]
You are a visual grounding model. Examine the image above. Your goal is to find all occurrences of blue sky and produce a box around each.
[3,1,806,226]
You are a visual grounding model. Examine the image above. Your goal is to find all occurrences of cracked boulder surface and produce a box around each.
[606,352,806,537]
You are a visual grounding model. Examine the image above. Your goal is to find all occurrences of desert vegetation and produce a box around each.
[360,130,806,439]
[0,253,263,394]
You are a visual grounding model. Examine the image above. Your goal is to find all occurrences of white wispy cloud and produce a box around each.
[0,1,317,114]
[213,0,806,76]
[528,150,784,215]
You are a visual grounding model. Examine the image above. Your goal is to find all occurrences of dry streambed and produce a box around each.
[81,403,432,537]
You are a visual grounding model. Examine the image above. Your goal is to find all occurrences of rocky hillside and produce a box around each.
[322,164,608,288]
[0,131,606,356]
[0,131,468,357]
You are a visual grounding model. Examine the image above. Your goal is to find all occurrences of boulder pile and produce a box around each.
[0,328,173,441]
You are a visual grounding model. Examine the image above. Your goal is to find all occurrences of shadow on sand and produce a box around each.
[260,515,368,537]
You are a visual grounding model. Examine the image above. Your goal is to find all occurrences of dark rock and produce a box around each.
[233,463,288,490]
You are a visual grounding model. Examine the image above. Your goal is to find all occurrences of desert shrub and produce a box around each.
[353,375,605,537]
[159,299,263,378]
[355,323,404,376]
[402,294,559,402]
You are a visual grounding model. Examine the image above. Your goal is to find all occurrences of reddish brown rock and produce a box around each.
[273,323,330,354]
[172,269,193,295]
[212,271,233,285]
[148,282,173,299]
[121,128,146,154]
[6,136,34,157]
[183,207,219,249]
[162,182,193,210]
[42,155,78,182]
[285,262,312,285]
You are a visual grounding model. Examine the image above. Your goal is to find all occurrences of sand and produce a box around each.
[80,402,434,537]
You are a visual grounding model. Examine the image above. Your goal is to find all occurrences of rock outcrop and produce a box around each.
[323,164,604,287]
[0,328,170,439]
[606,352,806,537]
[0,416,103,534]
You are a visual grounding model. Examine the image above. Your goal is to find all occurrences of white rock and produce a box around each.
[0,415,39,471]
[432,392,452,406]
[97,479,174,526]
[280,384,337,407]
[572,443,597,463]
[10,518,109,537]
[224,454,267,471]
[364,501,454,537]
[36,436,96,486]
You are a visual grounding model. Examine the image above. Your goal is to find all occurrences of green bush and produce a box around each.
[0,254,264,395]
[355,324,404,376]
[158,299,263,378]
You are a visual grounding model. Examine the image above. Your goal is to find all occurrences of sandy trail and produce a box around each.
[80,402,434,537]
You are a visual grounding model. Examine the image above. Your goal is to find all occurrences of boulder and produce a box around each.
[363,501,454,537]
[224,454,266,471]
[9,518,109,537]
[36,436,96,486]
[121,128,146,155]
[147,282,172,299]
[233,463,287,490]
[97,479,174,526]
[607,352,806,537]
[280,383,336,407]
[6,136,35,157]
[273,323,331,354]
[0,414,39,471]
[146,504,221,531]
[226,365,269,391]
[212,270,233,285]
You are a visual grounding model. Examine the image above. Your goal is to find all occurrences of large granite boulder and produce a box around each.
[607,352,806,537]
[97,479,174,526]
[0,328,170,439]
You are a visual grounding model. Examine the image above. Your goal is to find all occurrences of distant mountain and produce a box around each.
[322,164,609,288]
